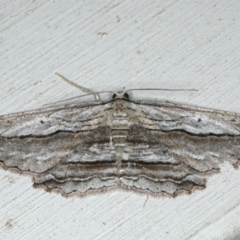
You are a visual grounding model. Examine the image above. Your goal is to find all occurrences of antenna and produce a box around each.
[44,90,115,106]
[55,73,100,101]
[125,88,197,93]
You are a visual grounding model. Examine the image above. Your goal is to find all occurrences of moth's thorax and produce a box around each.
[110,99,131,149]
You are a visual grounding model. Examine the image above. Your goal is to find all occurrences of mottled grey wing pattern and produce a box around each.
[0,102,118,195]
[0,98,239,197]
[120,101,240,195]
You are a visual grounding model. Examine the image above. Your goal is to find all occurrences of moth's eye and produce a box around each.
[112,93,117,99]
[124,93,129,99]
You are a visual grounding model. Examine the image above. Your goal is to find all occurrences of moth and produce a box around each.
[0,75,239,197]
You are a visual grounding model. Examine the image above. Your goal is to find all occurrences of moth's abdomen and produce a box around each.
[110,111,130,148]
[111,130,129,147]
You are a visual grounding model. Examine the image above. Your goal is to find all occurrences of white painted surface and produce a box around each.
[0,1,240,239]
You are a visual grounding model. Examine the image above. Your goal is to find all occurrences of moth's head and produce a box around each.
[112,92,129,100]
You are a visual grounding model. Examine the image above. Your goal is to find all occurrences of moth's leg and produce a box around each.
[55,72,100,101]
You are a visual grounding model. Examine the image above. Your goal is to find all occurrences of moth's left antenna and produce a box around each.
[55,73,100,101]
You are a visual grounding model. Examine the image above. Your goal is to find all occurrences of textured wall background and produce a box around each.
[0,1,240,239]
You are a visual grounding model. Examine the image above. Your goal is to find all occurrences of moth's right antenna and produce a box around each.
[125,88,198,93]
[55,73,100,101]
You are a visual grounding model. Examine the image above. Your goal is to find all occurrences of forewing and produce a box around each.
[136,100,240,135]
[0,103,117,195]
[120,101,240,196]
[0,103,105,137]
